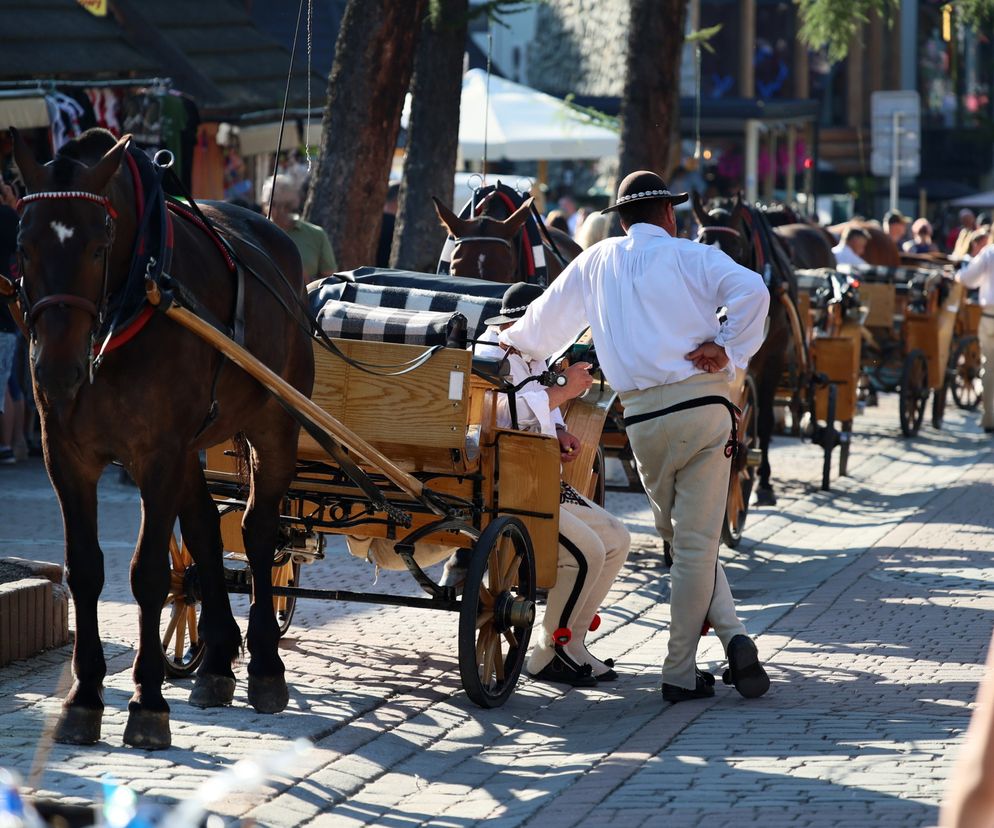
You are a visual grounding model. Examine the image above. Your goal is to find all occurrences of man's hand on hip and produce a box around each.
[685,342,729,373]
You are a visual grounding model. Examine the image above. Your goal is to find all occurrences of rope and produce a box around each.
[267,0,306,220]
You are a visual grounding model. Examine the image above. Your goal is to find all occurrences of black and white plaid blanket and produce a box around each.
[316,299,468,347]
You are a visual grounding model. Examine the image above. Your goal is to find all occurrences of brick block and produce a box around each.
[0,578,65,666]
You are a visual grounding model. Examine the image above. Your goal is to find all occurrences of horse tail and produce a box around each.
[231,431,251,487]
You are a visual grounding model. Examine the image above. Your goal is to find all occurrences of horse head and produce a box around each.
[692,191,751,267]
[432,194,533,283]
[11,127,135,405]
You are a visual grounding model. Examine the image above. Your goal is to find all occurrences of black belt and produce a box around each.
[623,395,742,459]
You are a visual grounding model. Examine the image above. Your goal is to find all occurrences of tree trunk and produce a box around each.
[390,0,468,273]
[305,0,428,270]
[615,0,688,186]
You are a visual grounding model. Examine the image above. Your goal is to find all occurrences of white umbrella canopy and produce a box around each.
[457,69,619,161]
[950,190,994,208]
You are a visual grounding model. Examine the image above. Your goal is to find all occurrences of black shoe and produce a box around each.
[697,668,716,687]
[530,655,598,688]
[662,672,716,703]
[596,668,618,681]
[722,635,770,699]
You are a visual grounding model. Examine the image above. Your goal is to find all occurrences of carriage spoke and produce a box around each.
[162,606,180,651]
[475,626,491,668]
[168,536,184,573]
[498,544,520,592]
[477,587,495,608]
[481,630,498,686]
[494,637,505,682]
[503,629,519,651]
[175,609,187,661]
[187,605,199,644]
[476,610,494,630]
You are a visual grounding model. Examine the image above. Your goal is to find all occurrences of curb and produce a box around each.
[0,557,69,667]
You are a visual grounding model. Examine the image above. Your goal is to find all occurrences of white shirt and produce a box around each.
[500,223,770,392]
[958,243,994,307]
[476,328,565,436]
[832,241,868,267]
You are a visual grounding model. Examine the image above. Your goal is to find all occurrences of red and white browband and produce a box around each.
[17,190,118,220]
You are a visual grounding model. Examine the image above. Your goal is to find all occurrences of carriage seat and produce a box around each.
[315,298,469,348]
[308,270,505,342]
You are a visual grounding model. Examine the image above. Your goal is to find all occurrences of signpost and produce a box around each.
[871,90,921,212]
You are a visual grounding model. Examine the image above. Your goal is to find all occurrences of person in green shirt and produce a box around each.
[261,174,337,280]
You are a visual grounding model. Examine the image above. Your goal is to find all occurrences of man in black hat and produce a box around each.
[500,170,772,702]
[465,282,632,686]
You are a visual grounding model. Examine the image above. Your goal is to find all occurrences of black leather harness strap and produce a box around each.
[623,395,742,460]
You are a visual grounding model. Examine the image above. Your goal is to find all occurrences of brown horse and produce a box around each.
[693,192,799,506]
[774,223,836,269]
[9,128,313,749]
[432,189,582,283]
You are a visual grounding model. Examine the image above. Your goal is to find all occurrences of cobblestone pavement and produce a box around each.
[1,395,993,828]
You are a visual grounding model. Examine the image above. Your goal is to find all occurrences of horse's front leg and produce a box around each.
[123,451,185,750]
[45,436,106,745]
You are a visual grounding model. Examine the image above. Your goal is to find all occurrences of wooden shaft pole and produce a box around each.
[150,291,428,503]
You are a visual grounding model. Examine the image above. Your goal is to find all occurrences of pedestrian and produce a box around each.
[903,218,938,254]
[0,192,19,465]
[957,226,994,434]
[500,170,771,702]
[471,282,631,685]
[575,212,609,249]
[883,209,908,247]
[261,174,337,282]
[949,209,977,257]
[938,628,994,828]
[832,226,871,266]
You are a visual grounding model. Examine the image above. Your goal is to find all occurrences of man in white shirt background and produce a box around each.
[501,170,772,703]
[832,226,870,267]
[957,227,994,433]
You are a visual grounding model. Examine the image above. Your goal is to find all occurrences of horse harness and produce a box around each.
[623,395,742,461]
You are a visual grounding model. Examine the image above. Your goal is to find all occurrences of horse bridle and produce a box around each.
[696,225,742,243]
[451,235,514,252]
[13,190,117,381]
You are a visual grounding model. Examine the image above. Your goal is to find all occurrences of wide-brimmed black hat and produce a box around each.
[484,282,545,326]
[601,170,689,214]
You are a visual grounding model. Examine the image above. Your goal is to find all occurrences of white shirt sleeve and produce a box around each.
[707,246,771,369]
[493,352,560,436]
[499,258,589,360]
[959,245,994,290]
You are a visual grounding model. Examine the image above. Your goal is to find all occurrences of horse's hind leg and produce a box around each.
[241,428,297,714]
[123,451,187,750]
[174,452,242,709]
[45,443,106,745]
[754,374,778,507]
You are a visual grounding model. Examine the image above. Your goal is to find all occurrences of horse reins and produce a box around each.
[450,235,514,252]
[696,225,742,243]
[13,190,117,381]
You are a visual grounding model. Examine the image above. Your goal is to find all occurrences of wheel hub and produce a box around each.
[493,592,535,632]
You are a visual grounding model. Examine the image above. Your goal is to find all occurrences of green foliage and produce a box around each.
[685,23,722,55]
[796,0,994,62]
[562,94,620,132]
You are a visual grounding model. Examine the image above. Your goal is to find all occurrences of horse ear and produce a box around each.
[432,196,472,237]
[731,196,750,229]
[691,190,710,226]
[80,133,132,194]
[9,126,45,193]
[499,197,534,237]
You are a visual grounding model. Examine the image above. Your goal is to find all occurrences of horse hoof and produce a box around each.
[123,709,171,750]
[755,488,777,507]
[248,674,289,714]
[189,673,236,709]
[54,706,102,745]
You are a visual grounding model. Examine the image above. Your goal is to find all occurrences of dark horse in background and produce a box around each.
[693,192,800,506]
[432,184,582,283]
[759,203,836,269]
[8,128,313,749]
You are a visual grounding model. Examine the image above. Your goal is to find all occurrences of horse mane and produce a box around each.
[51,128,120,188]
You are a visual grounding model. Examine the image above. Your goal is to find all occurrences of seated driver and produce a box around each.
[447,282,632,686]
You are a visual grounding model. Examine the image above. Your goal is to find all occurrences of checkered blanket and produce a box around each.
[316,299,468,347]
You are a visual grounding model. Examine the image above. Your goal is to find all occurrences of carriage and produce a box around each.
[838,262,964,436]
[158,268,613,709]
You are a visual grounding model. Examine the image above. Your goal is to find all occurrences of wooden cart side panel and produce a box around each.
[905,282,963,389]
[561,391,616,501]
[861,282,896,329]
[493,429,561,589]
[298,340,472,456]
[812,336,860,422]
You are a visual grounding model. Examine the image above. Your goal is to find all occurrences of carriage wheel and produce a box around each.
[458,517,536,708]
[899,350,929,437]
[590,446,606,508]
[951,335,983,411]
[721,375,758,549]
[272,554,301,637]
[162,535,206,678]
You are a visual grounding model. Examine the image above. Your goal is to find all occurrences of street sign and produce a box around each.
[870,90,921,179]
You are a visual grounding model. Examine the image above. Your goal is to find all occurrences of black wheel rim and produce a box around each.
[458,517,535,708]
[900,351,929,437]
[162,536,206,678]
[952,337,982,411]
[273,557,300,637]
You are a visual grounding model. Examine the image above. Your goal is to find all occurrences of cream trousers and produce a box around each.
[621,373,747,689]
[527,493,631,675]
[979,314,994,429]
